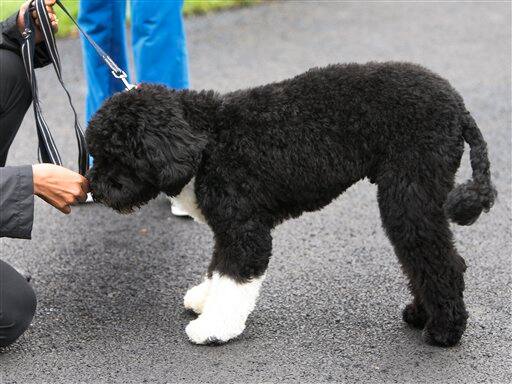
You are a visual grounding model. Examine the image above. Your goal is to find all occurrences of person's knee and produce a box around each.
[0,276,37,348]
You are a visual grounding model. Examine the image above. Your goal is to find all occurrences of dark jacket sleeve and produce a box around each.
[0,12,51,68]
[0,166,34,239]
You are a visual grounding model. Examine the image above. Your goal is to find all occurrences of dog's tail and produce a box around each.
[444,112,497,225]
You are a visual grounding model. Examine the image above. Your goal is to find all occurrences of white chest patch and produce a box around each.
[170,178,206,224]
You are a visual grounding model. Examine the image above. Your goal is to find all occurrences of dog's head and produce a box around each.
[86,83,208,213]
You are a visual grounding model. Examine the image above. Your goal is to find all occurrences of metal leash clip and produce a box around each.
[21,27,32,39]
[112,69,136,91]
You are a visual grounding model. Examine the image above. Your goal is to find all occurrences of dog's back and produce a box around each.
[202,62,493,222]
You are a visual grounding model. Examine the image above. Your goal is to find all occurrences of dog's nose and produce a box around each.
[87,178,101,201]
[90,183,100,197]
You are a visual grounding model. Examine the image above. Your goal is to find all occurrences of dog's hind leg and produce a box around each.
[377,170,468,347]
[185,220,272,345]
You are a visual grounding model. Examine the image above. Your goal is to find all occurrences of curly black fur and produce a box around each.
[86,62,496,347]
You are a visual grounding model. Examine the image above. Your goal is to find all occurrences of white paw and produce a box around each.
[183,279,211,314]
[185,315,246,345]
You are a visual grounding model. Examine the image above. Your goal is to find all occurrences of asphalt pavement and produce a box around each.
[0,1,510,383]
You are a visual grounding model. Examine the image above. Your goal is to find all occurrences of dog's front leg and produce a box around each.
[184,277,211,315]
[185,221,272,344]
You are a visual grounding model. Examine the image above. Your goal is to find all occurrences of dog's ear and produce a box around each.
[143,117,208,196]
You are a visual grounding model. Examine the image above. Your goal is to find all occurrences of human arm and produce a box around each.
[32,164,88,214]
[0,164,89,239]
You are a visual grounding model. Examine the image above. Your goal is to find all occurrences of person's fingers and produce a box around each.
[50,15,58,29]
[31,6,56,19]
[76,188,87,203]
[76,177,89,202]
[31,7,55,16]
[54,199,71,214]
[45,0,57,6]
[61,193,79,208]
[66,192,78,204]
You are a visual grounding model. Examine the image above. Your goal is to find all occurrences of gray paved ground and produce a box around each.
[1,1,511,383]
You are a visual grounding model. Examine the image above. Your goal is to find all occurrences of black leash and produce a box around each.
[21,0,87,175]
[20,0,134,176]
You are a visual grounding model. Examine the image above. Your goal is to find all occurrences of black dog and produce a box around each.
[86,62,496,346]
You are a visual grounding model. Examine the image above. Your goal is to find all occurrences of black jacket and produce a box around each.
[0,166,34,239]
[0,13,50,239]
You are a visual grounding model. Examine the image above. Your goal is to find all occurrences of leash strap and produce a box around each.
[55,0,136,91]
[21,0,88,175]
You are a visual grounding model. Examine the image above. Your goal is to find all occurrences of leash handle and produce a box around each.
[21,0,88,175]
[55,0,136,91]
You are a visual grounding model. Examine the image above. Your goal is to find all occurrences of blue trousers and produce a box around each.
[78,0,189,123]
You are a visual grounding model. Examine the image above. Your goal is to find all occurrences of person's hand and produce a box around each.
[32,164,89,214]
[17,0,59,44]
